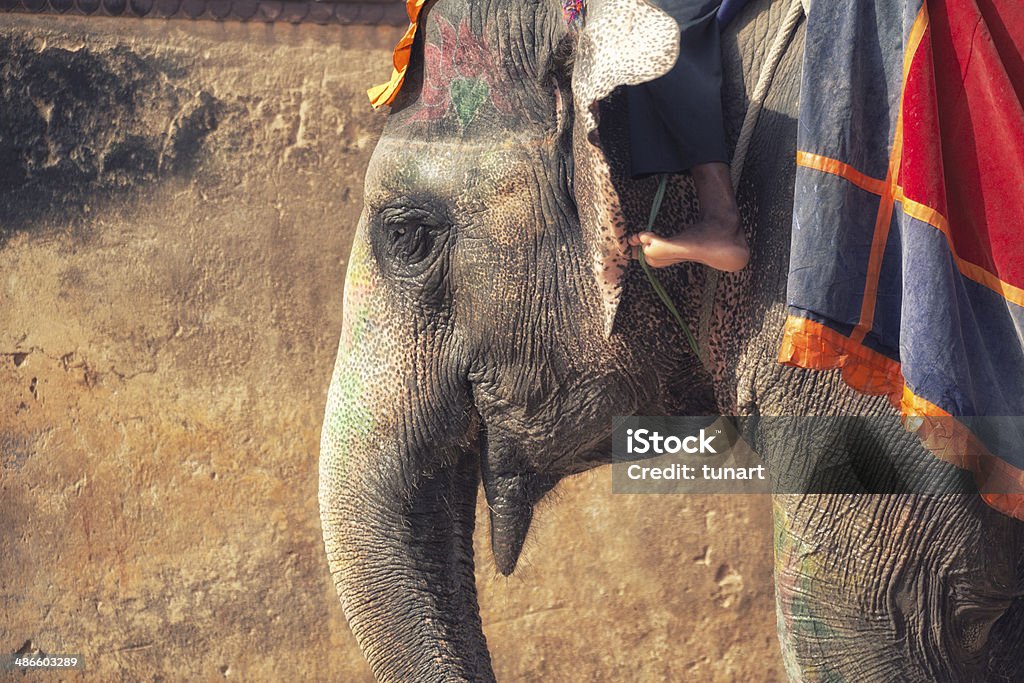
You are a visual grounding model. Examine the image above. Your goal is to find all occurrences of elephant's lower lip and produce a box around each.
[480,465,560,575]
[489,501,534,576]
[489,472,561,575]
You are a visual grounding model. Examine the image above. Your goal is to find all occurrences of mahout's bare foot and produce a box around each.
[628,212,749,272]
[629,162,750,272]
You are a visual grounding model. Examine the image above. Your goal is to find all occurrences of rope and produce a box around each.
[694,0,805,371]
[730,0,805,191]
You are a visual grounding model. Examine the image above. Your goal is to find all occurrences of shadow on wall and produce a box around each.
[0,37,220,243]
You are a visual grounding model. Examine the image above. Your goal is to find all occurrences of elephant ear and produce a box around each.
[570,0,681,337]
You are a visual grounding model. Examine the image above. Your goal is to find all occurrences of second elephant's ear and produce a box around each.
[570,0,682,337]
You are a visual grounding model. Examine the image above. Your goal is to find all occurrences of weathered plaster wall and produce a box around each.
[0,14,783,681]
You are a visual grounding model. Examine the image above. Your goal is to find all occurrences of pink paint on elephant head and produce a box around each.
[409,16,513,126]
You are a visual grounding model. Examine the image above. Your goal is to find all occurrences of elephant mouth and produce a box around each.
[478,423,561,576]
[471,371,644,574]
[476,419,616,575]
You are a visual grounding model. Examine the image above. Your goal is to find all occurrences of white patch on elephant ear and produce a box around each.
[571,0,681,338]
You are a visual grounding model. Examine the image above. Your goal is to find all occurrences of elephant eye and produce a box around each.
[374,206,450,272]
[386,221,434,263]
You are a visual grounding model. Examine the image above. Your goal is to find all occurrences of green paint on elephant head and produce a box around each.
[339,237,374,355]
[400,14,521,134]
[450,78,491,128]
[325,365,375,475]
[322,361,375,489]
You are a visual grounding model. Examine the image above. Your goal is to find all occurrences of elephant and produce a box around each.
[319,0,1024,680]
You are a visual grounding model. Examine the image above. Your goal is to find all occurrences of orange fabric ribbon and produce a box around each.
[367,0,429,109]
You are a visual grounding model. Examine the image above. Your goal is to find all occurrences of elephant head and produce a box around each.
[320,0,784,679]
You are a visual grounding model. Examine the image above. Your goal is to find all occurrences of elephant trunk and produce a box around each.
[319,248,494,680]
[320,434,493,682]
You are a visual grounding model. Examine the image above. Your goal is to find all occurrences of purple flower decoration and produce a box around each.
[562,0,585,28]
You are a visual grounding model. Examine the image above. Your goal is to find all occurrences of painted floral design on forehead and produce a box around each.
[407,15,513,128]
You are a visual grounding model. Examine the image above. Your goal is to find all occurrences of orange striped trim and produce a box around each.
[852,4,931,344]
[900,385,981,470]
[777,315,904,403]
[900,386,1024,518]
[796,151,888,195]
[780,313,1024,520]
[792,156,1024,308]
[367,0,429,109]
[955,260,1024,309]
[853,171,898,344]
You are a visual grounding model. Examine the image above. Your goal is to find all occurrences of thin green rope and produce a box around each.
[636,175,702,360]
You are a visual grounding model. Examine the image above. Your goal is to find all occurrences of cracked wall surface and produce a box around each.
[0,14,783,682]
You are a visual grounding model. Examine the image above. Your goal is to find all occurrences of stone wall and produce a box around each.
[0,14,783,681]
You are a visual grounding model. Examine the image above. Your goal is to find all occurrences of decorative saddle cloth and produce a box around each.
[781,0,1024,519]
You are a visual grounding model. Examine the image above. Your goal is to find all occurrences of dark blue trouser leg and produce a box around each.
[627,0,729,179]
